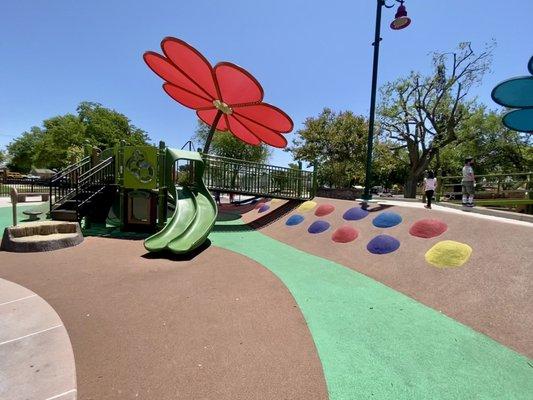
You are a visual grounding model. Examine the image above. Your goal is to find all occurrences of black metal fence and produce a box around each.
[0,177,50,197]
[202,154,315,200]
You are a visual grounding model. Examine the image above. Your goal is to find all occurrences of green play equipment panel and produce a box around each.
[123,146,158,189]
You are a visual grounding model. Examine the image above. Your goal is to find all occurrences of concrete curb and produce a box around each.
[436,202,533,223]
[0,279,77,400]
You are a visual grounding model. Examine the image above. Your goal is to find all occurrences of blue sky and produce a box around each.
[1,0,531,167]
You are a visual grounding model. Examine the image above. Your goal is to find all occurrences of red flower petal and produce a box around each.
[233,103,293,133]
[214,62,264,106]
[144,52,210,101]
[163,83,214,110]
[160,37,218,100]
[196,109,229,131]
[232,115,287,148]
[226,116,262,146]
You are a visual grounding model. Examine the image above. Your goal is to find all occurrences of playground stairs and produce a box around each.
[50,156,116,222]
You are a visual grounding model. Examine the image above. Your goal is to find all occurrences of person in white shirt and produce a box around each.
[461,157,475,207]
[423,170,437,209]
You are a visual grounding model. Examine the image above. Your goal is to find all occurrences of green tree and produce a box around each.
[288,108,368,188]
[77,102,149,148]
[437,108,533,176]
[378,42,495,197]
[34,114,86,169]
[288,108,405,189]
[194,121,270,163]
[7,102,150,171]
[6,127,44,172]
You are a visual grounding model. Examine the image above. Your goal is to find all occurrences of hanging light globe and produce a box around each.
[390,2,411,30]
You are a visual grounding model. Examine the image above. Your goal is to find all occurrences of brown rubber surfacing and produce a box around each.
[251,198,533,358]
[0,237,327,400]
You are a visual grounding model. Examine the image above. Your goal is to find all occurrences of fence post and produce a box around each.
[10,187,17,226]
[297,161,303,198]
[527,173,533,214]
[157,141,166,229]
[311,162,318,198]
[436,169,443,202]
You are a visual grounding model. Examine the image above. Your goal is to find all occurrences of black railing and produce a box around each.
[76,157,115,216]
[49,157,92,211]
[202,154,315,200]
[180,140,194,151]
[0,177,50,197]
[49,156,91,182]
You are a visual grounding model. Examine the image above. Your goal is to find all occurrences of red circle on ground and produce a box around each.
[409,219,448,238]
[315,204,335,217]
[332,226,359,243]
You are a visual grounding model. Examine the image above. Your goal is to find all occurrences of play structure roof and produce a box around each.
[144,37,293,148]
[491,55,533,133]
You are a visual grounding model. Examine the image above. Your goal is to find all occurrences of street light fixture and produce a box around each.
[362,0,411,204]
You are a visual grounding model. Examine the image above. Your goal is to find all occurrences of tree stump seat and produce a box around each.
[1,221,83,252]
[22,210,43,221]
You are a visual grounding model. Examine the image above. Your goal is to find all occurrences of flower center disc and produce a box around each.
[213,99,233,115]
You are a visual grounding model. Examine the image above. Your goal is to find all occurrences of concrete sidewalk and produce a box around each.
[377,198,533,226]
[0,279,76,400]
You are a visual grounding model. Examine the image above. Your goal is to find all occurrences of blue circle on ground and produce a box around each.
[367,235,400,254]
[308,220,331,234]
[258,204,270,213]
[372,212,403,228]
[343,207,369,221]
[286,214,305,226]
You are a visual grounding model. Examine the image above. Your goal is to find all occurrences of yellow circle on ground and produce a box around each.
[425,240,473,268]
[271,198,283,204]
[297,201,317,212]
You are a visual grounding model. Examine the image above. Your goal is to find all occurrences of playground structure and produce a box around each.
[48,142,315,253]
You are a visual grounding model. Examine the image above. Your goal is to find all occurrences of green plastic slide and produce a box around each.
[144,149,217,254]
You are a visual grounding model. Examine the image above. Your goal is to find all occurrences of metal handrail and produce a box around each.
[437,171,532,202]
[78,157,114,184]
[439,171,531,180]
[50,156,91,183]
[180,140,194,151]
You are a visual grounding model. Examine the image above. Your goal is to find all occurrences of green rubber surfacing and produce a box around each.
[211,218,533,400]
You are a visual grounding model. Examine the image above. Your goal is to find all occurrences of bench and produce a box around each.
[16,192,50,202]
[22,210,43,221]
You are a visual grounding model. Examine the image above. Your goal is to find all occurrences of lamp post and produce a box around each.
[361,0,411,203]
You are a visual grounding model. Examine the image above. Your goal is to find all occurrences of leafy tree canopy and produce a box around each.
[7,102,150,171]
[437,107,533,176]
[378,42,495,197]
[287,108,407,188]
[194,121,270,163]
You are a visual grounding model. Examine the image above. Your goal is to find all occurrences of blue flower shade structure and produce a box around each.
[491,55,533,133]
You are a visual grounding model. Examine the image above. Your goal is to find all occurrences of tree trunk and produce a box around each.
[404,175,419,198]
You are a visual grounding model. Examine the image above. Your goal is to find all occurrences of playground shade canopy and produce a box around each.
[491,55,533,133]
[143,37,293,147]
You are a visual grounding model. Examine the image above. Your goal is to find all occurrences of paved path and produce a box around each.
[0,279,76,400]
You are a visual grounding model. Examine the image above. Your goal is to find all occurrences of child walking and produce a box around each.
[424,170,436,209]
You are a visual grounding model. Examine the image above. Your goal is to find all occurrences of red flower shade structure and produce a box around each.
[143,37,293,151]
